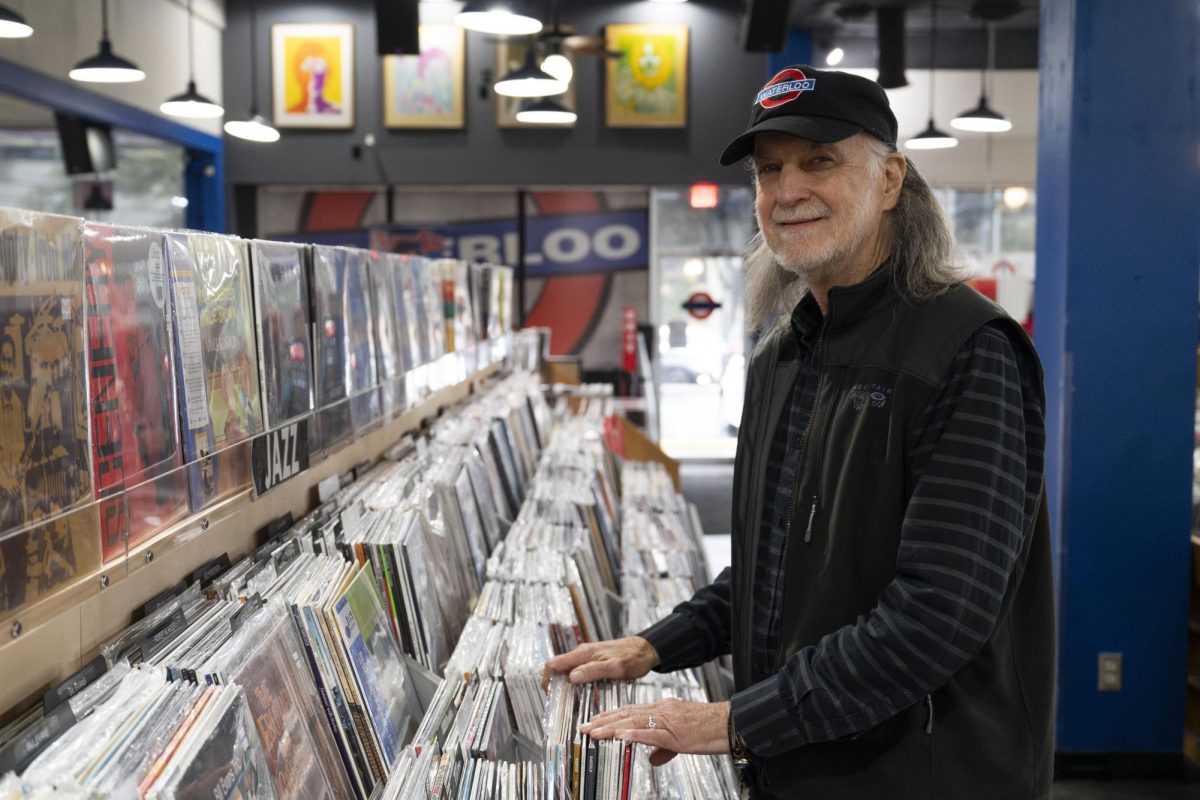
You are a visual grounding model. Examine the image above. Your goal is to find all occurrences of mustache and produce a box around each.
[770,207,831,225]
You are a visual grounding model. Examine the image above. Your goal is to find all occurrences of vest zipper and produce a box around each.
[925,695,934,734]
[774,325,826,670]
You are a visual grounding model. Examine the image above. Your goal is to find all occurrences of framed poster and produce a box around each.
[272,22,355,129]
[383,24,465,129]
[496,40,576,128]
[605,23,689,128]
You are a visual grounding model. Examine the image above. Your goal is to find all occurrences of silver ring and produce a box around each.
[647,715,657,729]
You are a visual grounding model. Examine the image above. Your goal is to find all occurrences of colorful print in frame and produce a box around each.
[383,24,466,129]
[605,23,688,128]
[272,22,355,129]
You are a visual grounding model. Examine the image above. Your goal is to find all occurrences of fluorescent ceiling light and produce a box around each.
[515,96,576,124]
[224,115,281,143]
[0,5,33,38]
[904,120,958,150]
[455,1,542,36]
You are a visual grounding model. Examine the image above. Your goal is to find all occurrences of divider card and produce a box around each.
[187,233,263,504]
[0,208,98,615]
[310,246,352,452]
[84,224,188,561]
[251,240,314,430]
[343,249,381,432]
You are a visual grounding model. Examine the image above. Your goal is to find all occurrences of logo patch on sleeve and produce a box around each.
[756,68,817,108]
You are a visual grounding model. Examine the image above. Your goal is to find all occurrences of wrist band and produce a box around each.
[727,705,751,769]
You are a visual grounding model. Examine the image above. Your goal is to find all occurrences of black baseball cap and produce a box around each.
[720,65,898,165]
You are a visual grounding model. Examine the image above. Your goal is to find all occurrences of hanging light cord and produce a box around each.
[101,0,110,40]
[187,0,196,83]
[927,0,937,121]
[248,0,259,114]
[987,22,996,101]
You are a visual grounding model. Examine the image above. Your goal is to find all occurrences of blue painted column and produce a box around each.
[1035,0,1199,755]
[768,29,812,76]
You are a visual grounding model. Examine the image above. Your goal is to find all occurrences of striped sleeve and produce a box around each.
[732,323,1044,756]
[637,567,733,671]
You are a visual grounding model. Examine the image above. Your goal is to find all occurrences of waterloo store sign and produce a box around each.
[373,210,648,275]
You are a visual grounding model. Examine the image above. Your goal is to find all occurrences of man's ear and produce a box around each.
[881,152,907,212]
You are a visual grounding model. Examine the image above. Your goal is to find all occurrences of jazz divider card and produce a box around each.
[0,208,99,616]
[84,224,188,562]
[250,240,314,430]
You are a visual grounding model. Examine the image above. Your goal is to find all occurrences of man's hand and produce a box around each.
[542,636,661,687]
[580,699,731,766]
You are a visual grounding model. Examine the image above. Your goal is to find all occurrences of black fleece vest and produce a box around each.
[731,266,1055,799]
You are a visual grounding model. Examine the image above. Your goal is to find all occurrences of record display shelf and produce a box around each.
[0,360,501,722]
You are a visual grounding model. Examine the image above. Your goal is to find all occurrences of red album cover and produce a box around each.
[85,224,188,562]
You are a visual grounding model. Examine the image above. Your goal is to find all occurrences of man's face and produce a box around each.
[752,132,897,284]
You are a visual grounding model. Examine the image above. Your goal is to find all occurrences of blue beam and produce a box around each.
[768,29,813,76]
[1035,0,1198,754]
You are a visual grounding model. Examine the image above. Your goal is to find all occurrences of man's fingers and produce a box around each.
[544,646,593,675]
[648,747,679,767]
[622,729,675,751]
[567,658,626,685]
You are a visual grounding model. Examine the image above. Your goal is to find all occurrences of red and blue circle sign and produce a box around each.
[683,292,722,320]
[755,68,817,109]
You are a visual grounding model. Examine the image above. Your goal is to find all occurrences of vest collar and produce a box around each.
[790,259,896,344]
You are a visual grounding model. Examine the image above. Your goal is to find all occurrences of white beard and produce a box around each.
[743,232,806,333]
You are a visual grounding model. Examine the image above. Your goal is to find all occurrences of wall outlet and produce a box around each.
[1098,652,1123,692]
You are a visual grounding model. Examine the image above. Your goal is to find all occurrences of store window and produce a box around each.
[651,185,754,460]
[0,95,185,228]
[934,185,1037,330]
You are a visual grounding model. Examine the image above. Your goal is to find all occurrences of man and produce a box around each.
[545,66,1054,799]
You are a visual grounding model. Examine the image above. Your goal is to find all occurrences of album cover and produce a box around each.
[309,246,352,452]
[0,208,99,615]
[365,252,402,419]
[251,240,314,430]
[235,618,352,799]
[84,224,188,562]
[331,566,412,769]
[387,253,419,373]
[163,686,275,800]
[343,249,381,432]
[416,258,446,362]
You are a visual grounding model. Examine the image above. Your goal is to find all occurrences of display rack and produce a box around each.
[0,361,500,720]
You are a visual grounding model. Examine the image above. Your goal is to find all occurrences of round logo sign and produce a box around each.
[682,292,721,320]
[755,68,817,109]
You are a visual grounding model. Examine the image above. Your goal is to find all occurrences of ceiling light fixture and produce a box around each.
[455,1,542,37]
[825,46,845,66]
[540,52,573,84]
[224,0,278,142]
[0,4,33,38]
[161,0,223,118]
[515,96,577,124]
[905,1,957,150]
[494,47,566,97]
[70,0,145,83]
[951,22,1012,133]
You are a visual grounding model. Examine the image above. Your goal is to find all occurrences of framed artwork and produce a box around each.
[495,40,576,128]
[271,22,355,129]
[383,24,466,129]
[605,23,689,128]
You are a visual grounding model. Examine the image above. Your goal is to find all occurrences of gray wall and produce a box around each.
[222,0,767,188]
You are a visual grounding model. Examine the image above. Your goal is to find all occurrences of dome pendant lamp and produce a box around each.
[516,96,576,124]
[951,23,1012,133]
[905,1,957,150]
[224,0,279,142]
[161,0,223,118]
[494,47,566,98]
[0,5,33,38]
[70,0,145,83]
[455,1,542,37]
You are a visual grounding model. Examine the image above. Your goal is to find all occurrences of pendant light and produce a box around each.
[161,0,223,118]
[0,5,32,38]
[905,1,957,150]
[224,0,279,142]
[951,23,1012,133]
[494,47,566,98]
[455,1,542,37]
[516,97,576,124]
[70,0,145,83]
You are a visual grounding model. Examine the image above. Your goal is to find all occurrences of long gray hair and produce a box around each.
[744,140,961,332]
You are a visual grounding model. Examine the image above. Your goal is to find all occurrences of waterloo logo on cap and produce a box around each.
[755,68,817,109]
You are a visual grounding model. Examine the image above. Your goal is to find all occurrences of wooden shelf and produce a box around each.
[0,362,500,720]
